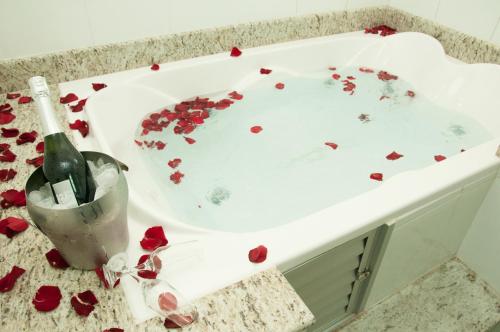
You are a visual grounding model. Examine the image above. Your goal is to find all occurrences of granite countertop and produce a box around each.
[1,5,499,332]
[0,87,314,331]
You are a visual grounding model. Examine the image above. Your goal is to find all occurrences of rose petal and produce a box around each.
[167,158,182,169]
[359,67,374,73]
[158,292,178,312]
[16,130,37,145]
[230,47,242,57]
[45,248,69,269]
[228,91,243,100]
[328,66,337,71]
[370,173,383,181]
[137,254,150,266]
[36,141,44,153]
[69,120,89,137]
[1,189,26,208]
[95,267,120,289]
[248,245,267,263]
[184,137,196,145]
[26,156,44,167]
[406,90,415,97]
[71,295,95,316]
[151,64,160,71]
[78,290,98,305]
[32,285,62,312]
[138,270,157,279]
[332,73,341,80]
[0,217,29,238]
[1,128,19,138]
[0,266,25,292]
[155,141,166,150]
[18,96,32,104]
[0,148,16,162]
[275,82,285,90]
[59,93,78,104]
[250,126,262,134]
[92,83,107,91]
[434,155,446,162]
[0,103,12,112]
[103,328,124,332]
[0,111,16,125]
[140,226,168,251]
[164,314,195,328]
[70,99,87,112]
[6,93,20,100]
[377,70,398,81]
[260,68,272,75]
[0,168,17,182]
[386,151,403,160]
[325,142,338,150]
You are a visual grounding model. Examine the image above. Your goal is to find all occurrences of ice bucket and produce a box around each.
[25,151,129,270]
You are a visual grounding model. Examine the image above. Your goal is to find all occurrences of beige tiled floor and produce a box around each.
[339,258,500,332]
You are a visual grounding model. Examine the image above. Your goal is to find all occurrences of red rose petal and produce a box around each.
[364,25,397,36]
[332,73,341,80]
[346,76,356,80]
[250,126,262,134]
[370,173,383,181]
[184,137,196,145]
[1,128,19,138]
[45,248,69,269]
[1,189,26,208]
[103,328,124,332]
[0,111,16,125]
[275,82,285,90]
[0,103,12,112]
[228,91,243,100]
[0,148,16,162]
[138,270,157,279]
[0,266,25,292]
[26,156,44,167]
[167,158,182,169]
[328,66,337,71]
[164,314,195,328]
[325,142,338,150]
[406,90,415,97]
[260,68,272,75]
[71,295,95,317]
[386,151,403,160]
[94,267,120,289]
[434,155,446,162]
[0,168,17,182]
[78,290,98,305]
[151,63,160,71]
[0,216,29,238]
[92,83,107,91]
[70,98,87,112]
[248,245,267,263]
[230,47,242,57]
[140,226,168,251]
[6,92,20,100]
[32,285,62,312]
[155,141,166,150]
[377,70,398,81]
[59,93,78,104]
[137,254,150,266]
[69,120,89,137]
[359,67,374,73]
[169,171,184,185]
[36,141,44,153]
[18,96,32,104]
[16,130,37,145]
[158,292,178,311]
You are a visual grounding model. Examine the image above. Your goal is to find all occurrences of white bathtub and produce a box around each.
[60,31,500,322]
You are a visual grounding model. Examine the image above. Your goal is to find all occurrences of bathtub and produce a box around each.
[59,31,500,322]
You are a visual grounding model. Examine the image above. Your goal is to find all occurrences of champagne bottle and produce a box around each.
[29,76,95,206]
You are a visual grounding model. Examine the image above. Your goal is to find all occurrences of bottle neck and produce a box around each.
[29,76,63,136]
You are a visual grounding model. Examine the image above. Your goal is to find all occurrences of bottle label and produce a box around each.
[52,179,78,208]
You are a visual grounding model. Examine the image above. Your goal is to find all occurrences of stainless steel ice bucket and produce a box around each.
[25,151,129,270]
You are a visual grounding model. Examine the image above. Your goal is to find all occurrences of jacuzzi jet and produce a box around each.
[207,187,231,205]
[449,124,466,136]
[358,113,371,123]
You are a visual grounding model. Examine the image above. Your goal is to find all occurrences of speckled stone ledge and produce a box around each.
[0,88,314,332]
[1,6,498,94]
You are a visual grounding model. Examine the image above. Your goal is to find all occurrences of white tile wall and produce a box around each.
[297,0,348,15]
[0,0,499,59]
[388,0,440,20]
